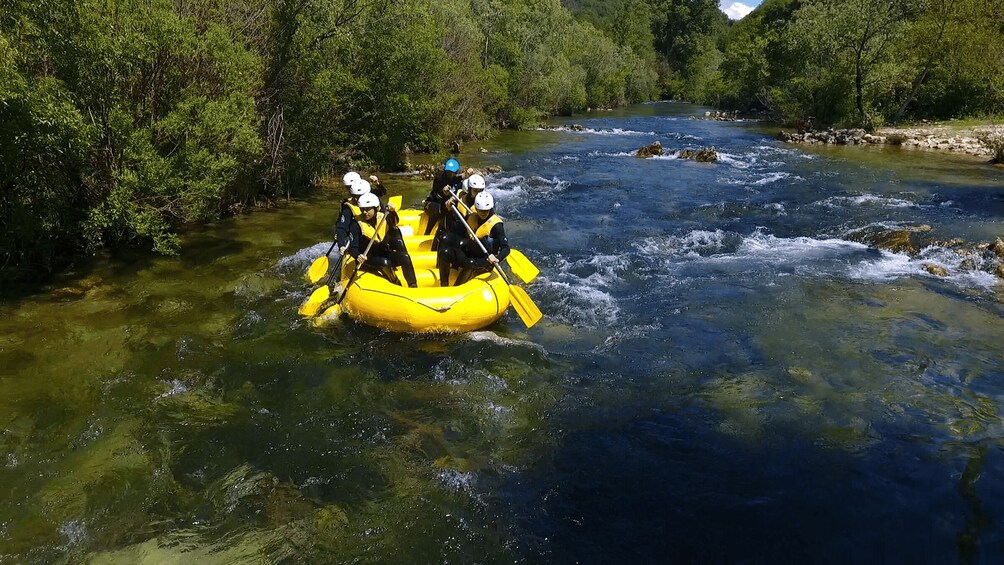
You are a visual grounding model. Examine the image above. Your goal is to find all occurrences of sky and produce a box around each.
[719,0,761,20]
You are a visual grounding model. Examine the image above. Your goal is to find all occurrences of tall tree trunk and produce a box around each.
[890,67,928,124]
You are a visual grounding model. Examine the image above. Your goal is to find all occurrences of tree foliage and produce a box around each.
[711,0,1004,127]
[1,0,664,281]
[6,0,999,280]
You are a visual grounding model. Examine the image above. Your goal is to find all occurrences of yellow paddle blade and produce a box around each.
[306,255,329,284]
[506,249,539,283]
[508,284,542,328]
[389,195,403,210]
[312,304,343,326]
[298,285,331,317]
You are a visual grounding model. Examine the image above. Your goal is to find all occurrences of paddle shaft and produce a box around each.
[322,237,349,289]
[322,240,337,259]
[333,211,389,306]
[446,197,513,286]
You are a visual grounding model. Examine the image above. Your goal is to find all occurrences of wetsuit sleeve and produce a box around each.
[348,222,362,258]
[489,222,510,261]
[335,204,353,248]
[372,181,388,198]
[385,207,399,229]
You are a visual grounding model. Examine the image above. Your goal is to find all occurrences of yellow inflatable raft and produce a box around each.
[317,212,512,333]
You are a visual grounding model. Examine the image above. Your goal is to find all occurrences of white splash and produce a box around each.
[816,195,919,209]
[466,331,547,352]
[156,379,188,400]
[535,253,628,328]
[275,242,333,270]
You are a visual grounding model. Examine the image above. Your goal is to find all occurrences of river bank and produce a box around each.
[777,121,1004,161]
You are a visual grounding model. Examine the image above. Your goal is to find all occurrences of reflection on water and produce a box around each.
[2,103,1004,562]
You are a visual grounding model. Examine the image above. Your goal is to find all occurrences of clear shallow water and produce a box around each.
[2,102,1004,562]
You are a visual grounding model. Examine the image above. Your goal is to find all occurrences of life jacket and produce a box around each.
[468,214,502,240]
[359,213,387,243]
[342,199,361,219]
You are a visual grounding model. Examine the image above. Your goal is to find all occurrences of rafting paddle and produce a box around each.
[445,189,540,284]
[300,210,389,318]
[448,205,542,328]
[306,241,337,284]
[505,249,539,283]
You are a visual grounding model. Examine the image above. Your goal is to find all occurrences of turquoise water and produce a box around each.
[2,102,1003,562]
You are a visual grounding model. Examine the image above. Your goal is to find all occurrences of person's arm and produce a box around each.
[369,176,388,198]
[488,222,510,262]
[348,222,362,258]
[335,204,353,249]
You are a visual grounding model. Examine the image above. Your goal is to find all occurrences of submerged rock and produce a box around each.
[991,237,1004,261]
[845,224,931,254]
[636,141,664,158]
[923,263,950,277]
[678,147,718,162]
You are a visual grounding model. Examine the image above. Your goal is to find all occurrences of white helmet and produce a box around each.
[358,192,380,209]
[474,191,494,211]
[349,179,371,196]
[343,171,361,187]
[468,174,486,190]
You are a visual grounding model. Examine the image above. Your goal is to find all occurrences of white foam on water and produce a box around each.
[536,253,628,328]
[759,172,796,185]
[847,246,1002,290]
[637,229,872,280]
[847,250,919,281]
[60,520,88,548]
[587,150,638,159]
[466,331,547,352]
[816,194,918,209]
[736,230,866,260]
[715,151,753,169]
[534,126,657,136]
[592,322,664,353]
[723,172,796,186]
[156,379,188,400]
[275,242,333,270]
[635,229,736,258]
[437,468,476,495]
[645,153,681,161]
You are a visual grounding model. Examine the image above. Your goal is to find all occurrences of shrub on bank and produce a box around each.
[976,127,1004,163]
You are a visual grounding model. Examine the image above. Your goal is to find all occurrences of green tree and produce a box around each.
[788,0,918,128]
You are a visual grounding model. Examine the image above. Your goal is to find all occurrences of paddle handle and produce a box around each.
[334,212,389,306]
[446,191,512,286]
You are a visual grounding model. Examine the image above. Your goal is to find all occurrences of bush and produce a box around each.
[976,127,1004,163]
[886,133,907,145]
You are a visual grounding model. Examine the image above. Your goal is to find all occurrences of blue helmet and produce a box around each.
[444,158,460,173]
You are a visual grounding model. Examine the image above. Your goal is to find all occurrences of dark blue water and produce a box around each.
[2,102,1003,562]
[454,103,1004,562]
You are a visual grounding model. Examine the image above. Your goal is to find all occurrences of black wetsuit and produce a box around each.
[335,180,389,248]
[438,211,510,286]
[423,170,463,236]
[349,212,417,288]
[335,199,358,249]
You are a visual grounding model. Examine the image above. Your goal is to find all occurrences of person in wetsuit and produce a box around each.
[437,191,510,287]
[348,193,418,288]
[423,158,464,236]
[456,173,486,214]
[335,174,370,254]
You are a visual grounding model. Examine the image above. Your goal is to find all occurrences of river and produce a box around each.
[2,102,1003,562]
